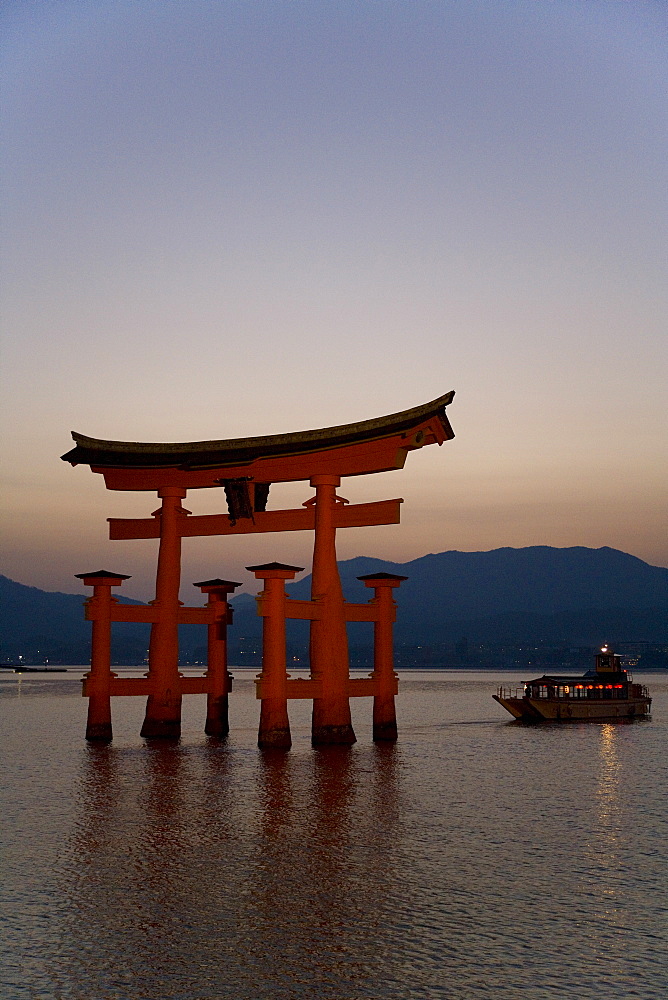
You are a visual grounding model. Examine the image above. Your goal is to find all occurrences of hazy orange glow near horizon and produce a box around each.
[1,1,667,602]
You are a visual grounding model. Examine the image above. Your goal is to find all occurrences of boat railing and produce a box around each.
[496,685,525,700]
[497,682,651,703]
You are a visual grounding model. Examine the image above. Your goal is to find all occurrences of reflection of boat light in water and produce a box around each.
[493,645,652,722]
[596,724,621,832]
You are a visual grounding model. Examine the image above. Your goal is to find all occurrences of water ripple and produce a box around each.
[1,673,666,999]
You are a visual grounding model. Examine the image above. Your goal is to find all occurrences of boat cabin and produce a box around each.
[523,645,644,702]
[523,676,632,701]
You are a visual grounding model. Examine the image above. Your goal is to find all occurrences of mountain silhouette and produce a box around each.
[1,546,666,664]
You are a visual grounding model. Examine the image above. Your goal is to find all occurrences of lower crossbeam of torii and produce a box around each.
[62,392,455,746]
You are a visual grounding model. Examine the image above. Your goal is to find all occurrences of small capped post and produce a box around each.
[247,562,304,749]
[193,578,241,737]
[357,573,407,742]
[76,570,131,742]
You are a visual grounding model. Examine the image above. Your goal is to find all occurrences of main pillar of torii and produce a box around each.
[62,392,455,743]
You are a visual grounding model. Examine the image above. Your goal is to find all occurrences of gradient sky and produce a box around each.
[2,0,667,601]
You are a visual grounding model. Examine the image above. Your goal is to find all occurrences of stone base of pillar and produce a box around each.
[258,726,292,749]
[205,695,229,737]
[204,719,229,737]
[312,699,356,745]
[372,719,398,742]
[85,721,113,742]
[258,698,291,748]
[140,718,181,738]
[140,694,182,738]
[373,696,398,741]
[312,723,356,745]
[86,696,112,742]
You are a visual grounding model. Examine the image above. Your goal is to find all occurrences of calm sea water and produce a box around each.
[1,668,667,1000]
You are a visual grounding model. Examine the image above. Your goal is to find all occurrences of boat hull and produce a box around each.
[493,694,651,722]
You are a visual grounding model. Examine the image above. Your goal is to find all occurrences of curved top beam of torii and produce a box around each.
[61,391,455,490]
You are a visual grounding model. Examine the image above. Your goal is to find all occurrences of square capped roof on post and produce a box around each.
[247,563,305,580]
[75,570,131,586]
[358,572,409,587]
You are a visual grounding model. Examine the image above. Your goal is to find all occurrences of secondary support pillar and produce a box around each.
[308,475,356,745]
[76,570,130,742]
[249,562,302,749]
[194,578,240,737]
[141,487,188,738]
[358,573,407,741]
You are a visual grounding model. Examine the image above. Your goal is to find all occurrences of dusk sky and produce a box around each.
[2,1,666,601]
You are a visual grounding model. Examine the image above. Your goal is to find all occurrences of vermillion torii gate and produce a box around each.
[62,392,455,745]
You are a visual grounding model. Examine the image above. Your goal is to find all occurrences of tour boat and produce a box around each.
[493,645,651,722]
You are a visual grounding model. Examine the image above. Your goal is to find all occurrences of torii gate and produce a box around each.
[62,392,455,746]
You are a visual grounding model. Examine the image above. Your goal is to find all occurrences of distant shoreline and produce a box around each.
[3,665,667,675]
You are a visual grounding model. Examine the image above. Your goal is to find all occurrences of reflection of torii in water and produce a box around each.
[62,392,455,747]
